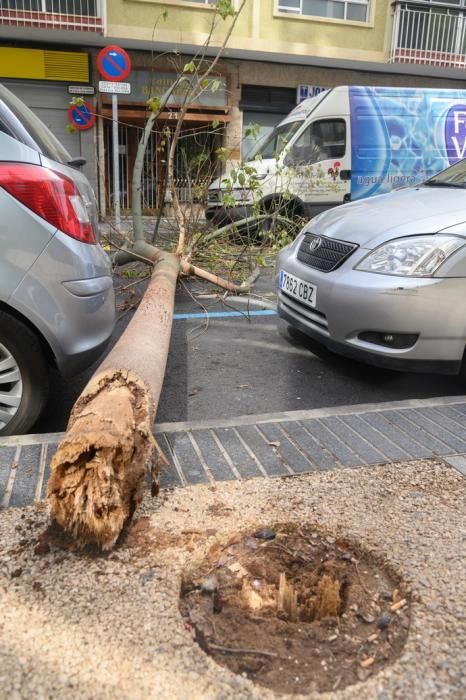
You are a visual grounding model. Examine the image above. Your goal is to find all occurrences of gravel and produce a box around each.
[0,458,465,699]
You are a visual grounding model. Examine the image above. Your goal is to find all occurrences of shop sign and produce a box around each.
[297,85,327,103]
[113,71,227,108]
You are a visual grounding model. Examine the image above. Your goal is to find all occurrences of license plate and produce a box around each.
[279,270,317,308]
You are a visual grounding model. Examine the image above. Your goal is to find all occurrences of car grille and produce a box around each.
[297,233,358,272]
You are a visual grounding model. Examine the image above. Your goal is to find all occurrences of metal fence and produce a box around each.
[0,0,103,32]
[105,124,222,213]
[390,4,466,67]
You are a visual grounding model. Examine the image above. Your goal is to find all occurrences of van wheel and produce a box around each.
[260,199,305,239]
[0,313,50,436]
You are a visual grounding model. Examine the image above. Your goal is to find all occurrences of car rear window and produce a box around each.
[0,84,72,165]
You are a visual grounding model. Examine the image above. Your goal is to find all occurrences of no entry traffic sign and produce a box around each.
[97,45,131,82]
[67,101,96,131]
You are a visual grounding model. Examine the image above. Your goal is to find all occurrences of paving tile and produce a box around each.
[257,422,317,473]
[320,416,386,464]
[299,418,362,467]
[10,445,41,507]
[164,432,209,485]
[280,421,339,469]
[190,429,238,481]
[235,425,291,476]
[362,412,430,459]
[212,428,263,479]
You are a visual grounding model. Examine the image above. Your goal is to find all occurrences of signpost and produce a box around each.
[67,101,96,131]
[97,45,132,227]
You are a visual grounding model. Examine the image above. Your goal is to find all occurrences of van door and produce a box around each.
[282,117,350,217]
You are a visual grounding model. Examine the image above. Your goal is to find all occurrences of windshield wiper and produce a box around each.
[424,180,466,188]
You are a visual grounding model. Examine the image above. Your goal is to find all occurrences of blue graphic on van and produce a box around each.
[445,104,466,165]
[349,87,466,200]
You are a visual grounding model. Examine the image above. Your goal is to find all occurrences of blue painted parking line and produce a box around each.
[173,309,277,320]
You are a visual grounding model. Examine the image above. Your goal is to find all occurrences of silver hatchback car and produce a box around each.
[276,159,466,383]
[0,84,115,435]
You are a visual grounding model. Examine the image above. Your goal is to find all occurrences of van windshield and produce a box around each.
[246,120,304,161]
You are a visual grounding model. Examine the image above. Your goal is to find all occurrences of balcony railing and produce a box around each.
[0,0,103,33]
[390,4,466,68]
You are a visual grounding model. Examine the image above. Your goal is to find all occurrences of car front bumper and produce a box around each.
[276,247,466,375]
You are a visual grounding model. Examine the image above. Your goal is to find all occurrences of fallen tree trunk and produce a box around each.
[47,252,180,550]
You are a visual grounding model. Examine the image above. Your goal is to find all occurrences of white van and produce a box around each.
[206,85,466,222]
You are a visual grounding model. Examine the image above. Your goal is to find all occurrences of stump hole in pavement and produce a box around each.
[180,523,410,694]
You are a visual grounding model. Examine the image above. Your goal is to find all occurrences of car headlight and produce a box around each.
[355,235,465,276]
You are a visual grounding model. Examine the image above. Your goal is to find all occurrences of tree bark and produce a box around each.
[47,252,180,550]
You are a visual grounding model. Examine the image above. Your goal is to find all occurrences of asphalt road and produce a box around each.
[33,268,464,434]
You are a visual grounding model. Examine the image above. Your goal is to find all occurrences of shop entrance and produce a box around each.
[104,118,224,214]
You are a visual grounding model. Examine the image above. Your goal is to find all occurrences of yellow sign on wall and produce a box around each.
[0,48,89,83]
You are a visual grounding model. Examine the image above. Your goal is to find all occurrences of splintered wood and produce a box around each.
[47,371,155,551]
[278,572,298,621]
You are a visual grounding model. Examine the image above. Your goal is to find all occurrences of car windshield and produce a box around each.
[424,159,466,188]
[246,120,304,161]
[0,84,72,165]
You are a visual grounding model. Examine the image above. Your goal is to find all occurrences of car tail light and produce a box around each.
[0,163,96,244]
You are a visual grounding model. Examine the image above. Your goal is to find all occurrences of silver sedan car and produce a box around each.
[276,159,466,383]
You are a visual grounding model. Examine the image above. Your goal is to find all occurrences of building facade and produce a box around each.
[0,0,465,215]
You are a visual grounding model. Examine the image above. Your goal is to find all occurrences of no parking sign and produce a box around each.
[67,100,95,131]
[97,45,132,82]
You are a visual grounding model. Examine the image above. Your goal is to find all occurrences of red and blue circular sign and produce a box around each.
[97,45,131,82]
[67,101,96,131]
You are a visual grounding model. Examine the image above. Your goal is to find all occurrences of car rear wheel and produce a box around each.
[0,313,50,436]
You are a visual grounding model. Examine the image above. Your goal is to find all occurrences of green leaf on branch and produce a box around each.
[210,79,221,93]
[212,119,221,129]
[216,147,229,164]
[217,0,236,19]
[70,97,85,106]
[66,123,77,134]
[183,61,195,73]
[146,96,162,112]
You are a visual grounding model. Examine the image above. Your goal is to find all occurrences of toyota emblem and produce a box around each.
[308,236,322,251]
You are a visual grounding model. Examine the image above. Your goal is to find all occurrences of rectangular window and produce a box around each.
[0,0,97,14]
[278,0,369,22]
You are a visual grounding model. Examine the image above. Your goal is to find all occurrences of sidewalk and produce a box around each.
[1,395,465,508]
[1,395,465,699]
